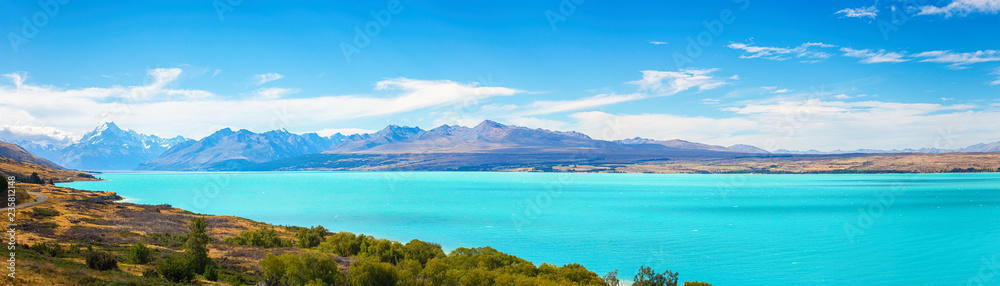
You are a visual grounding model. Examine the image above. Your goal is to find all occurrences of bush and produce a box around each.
[156,255,194,283]
[85,251,118,271]
[142,267,159,278]
[295,225,328,248]
[77,173,96,179]
[204,264,219,281]
[401,239,445,265]
[126,242,152,265]
[262,252,345,285]
[683,282,713,286]
[28,172,43,184]
[348,257,398,286]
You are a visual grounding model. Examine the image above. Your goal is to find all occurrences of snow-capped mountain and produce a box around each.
[138,128,341,171]
[57,122,191,170]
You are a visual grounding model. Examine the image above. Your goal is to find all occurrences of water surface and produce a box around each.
[61,172,1000,285]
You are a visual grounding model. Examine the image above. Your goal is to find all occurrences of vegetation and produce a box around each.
[224,227,292,248]
[32,207,60,217]
[633,266,679,286]
[184,217,213,274]
[85,251,118,271]
[156,254,195,283]
[683,281,714,286]
[262,252,347,285]
[204,264,219,281]
[295,225,329,248]
[126,242,152,265]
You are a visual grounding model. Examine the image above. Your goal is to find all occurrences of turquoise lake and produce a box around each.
[60,172,1000,285]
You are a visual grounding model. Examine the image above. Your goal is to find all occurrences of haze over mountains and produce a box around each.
[2,120,999,171]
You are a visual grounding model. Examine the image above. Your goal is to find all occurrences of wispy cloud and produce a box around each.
[912,50,1000,68]
[835,6,878,19]
[992,67,1000,85]
[727,42,835,62]
[840,48,907,63]
[918,0,1000,17]
[253,72,284,85]
[521,69,730,116]
[252,87,299,99]
[648,41,669,45]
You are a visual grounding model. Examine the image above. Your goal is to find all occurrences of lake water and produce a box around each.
[60,172,1000,285]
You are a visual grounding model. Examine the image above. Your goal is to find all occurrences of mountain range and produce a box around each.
[3,120,999,171]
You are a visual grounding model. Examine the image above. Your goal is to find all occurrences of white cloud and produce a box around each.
[0,124,77,146]
[521,69,730,116]
[554,99,1000,151]
[252,87,298,99]
[649,41,669,45]
[835,6,878,19]
[992,67,1000,85]
[912,50,1000,68]
[918,0,1000,17]
[771,89,791,94]
[700,98,721,105]
[840,48,908,63]
[254,72,284,85]
[628,69,728,95]
[0,69,521,141]
[727,42,836,62]
[834,94,851,99]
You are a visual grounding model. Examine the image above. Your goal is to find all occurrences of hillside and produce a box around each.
[0,140,65,170]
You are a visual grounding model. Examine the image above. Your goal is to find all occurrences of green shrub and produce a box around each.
[262,252,345,285]
[85,251,118,271]
[683,282,713,286]
[348,257,398,286]
[156,255,194,283]
[142,267,159,278]
[126,242,152,265]
[295,225,328,248]
[401,239,445,265]
[204,264,219,281]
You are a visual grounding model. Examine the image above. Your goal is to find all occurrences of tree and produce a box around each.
[126,242,152,265]
[603,269,620,286]
[28,172,42,184]
[633,266,678,286]
[185,217,212,274]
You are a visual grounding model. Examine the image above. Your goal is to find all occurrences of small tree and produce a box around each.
[185,217,212,274]
[28,172,42,184]
[633,266,678,286]
[603,269,620,286]
[126,242,152,265]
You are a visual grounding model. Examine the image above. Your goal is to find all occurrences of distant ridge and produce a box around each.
[138,128,341,171]
[0,140,64,170]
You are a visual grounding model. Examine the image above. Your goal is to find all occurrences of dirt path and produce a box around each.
[17,191,48,208]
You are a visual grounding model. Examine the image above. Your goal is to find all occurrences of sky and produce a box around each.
[1,0,999,151]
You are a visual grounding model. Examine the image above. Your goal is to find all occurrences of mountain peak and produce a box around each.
[475,120,506,130]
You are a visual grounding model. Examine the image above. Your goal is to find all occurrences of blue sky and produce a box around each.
[1,0,999,151]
